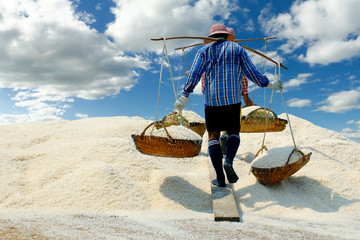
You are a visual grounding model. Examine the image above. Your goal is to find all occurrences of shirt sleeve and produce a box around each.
[240,47,269,88]
[182,48,206,97]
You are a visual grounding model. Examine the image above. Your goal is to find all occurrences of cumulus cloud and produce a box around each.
[283,73,313,91]
[0,89,73,124]
[260,0,360,65]
[0,0,150,123]
[287,98,312,107]
[341,128,360,142]
[106,0,236,52]
[75,113,89,119]
[317,89,360,113]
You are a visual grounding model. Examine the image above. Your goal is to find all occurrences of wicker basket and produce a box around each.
[250,149,312,185]
[188,122,207,136]
[155,111,206,137]
[241,107,287,133]
[131,121,202,158]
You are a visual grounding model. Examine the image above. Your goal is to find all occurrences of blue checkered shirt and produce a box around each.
[182,41,269,106]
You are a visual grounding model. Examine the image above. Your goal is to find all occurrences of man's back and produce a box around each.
[185,40,269,106]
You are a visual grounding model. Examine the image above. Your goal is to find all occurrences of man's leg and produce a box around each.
[223,132,240,183]
[208,131,225,187]
[225,133,240,166]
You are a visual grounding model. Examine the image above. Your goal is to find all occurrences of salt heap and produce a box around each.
[181,110,205,123]
[150,125,202,140]
[241,105,261,116]
[0,114,359,239]
[251,146,304,168]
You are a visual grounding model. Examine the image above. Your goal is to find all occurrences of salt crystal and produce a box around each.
[241,106,261,116]
[181,110,205,123]
[251,146,303,168]
[149,125,202,140]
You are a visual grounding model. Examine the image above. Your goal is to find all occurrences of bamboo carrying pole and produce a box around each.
[151,36,288,70]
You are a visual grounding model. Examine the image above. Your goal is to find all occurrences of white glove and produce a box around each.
[174,95,188,115]
[267,80,283,91]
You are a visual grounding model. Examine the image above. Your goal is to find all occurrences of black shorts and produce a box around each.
[205,103,241,133]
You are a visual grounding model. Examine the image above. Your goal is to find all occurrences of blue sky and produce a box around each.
[0,0,359,142]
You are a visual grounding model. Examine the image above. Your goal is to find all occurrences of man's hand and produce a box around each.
[267,80,283,91]
[174,95,188,115]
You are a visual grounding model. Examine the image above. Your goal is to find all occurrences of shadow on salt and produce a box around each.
[234,176,360,213]
[159,176,212,213]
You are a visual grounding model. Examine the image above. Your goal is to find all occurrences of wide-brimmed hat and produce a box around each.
[208,23,229,37]
[226,27,235,37]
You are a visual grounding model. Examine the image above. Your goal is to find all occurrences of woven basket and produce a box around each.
[155,111,206,137]
[250,149,312,185]
[131,121,202,158]
[241,107,287,133]
[188,122,207,136]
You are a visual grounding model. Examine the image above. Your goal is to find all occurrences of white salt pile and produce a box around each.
[251,146,303,168]
[181,110,205,122]
[241,105,261,116]
[0,114,359,239]
[150,125,202,140]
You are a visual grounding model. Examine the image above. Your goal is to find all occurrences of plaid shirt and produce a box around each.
[202,74,249,96]
[183,41,269,106]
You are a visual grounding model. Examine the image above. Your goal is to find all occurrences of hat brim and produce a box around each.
[208,30,229,37]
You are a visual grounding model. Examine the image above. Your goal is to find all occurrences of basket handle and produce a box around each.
[141,121,174,141]
[285,148,305,165]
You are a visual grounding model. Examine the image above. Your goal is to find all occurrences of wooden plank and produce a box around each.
[208,160,240,222]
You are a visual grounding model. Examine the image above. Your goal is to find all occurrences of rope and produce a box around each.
[155,42,166,122]
[280,65,297,149]
[176,48,184,94]
[260,65,277,147]
[178,47,191,112]
[163,40,177,101]
[259,39,270,149]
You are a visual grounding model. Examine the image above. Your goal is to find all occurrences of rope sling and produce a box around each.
[254,39,298,161]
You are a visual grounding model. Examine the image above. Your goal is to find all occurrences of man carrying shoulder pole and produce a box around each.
[175,24,282,187]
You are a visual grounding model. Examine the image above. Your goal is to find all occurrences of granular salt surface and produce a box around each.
[181,110,205,122]
[241,105,261,116]
[251,146,303,168]
[149,125,202,140]
[0,114,359,239]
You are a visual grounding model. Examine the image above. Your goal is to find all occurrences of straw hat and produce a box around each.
[208,23,229,37]
[226,27,235,37]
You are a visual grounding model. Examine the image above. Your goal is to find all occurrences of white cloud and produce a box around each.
[342,127,354,133]
[283,73,313,90]
[192,82,203,95]
[356,120,360,127]
[317,89,360,113]
[346,120,355,125]
[106,0,236,52]
[0,89,75,124]
[75,113,88,119]
[341,128,360,142]
[95,3,102,11]
[248,50,285,72]
[261,0,360,65]
[0,0,150,99]
[0,0,150,123]
[287,98,312,107]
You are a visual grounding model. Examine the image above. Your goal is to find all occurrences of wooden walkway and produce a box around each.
[208,160,240,222]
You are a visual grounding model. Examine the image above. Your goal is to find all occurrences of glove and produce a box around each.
[267,80,283,91]
[174,95,188,115]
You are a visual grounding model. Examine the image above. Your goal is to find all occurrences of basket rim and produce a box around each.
[251,152,312,171]
[131,134,203,144]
